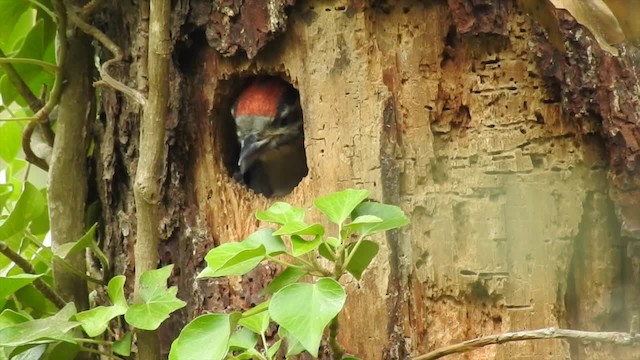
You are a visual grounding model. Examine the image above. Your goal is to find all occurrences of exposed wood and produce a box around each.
[95,0,640,359]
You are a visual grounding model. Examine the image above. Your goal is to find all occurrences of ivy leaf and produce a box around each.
[262,267,307,295]
[269,278,346,357]
[278,326,306,357]
[229,327,258,351]
[0,309,31,330]
[197,243,265,278]
[242,228,286,255]
[238,309,269,335]
[75,276,127,336]
[0,303,79,347]
[53,224,97,259]
[255,202,305,225]
[0,0,30,49]
[314,189,370,225]
[113,332,133,356]
[0,274,41,299]
[350,202,408,237]
[290,235,321,257]
[125,266,186,331]
[273,221,324,237]
[168,314,234,360]
[267,339,282,359]
[344,240,379,280]
[0,122,22,163]
[0,182,45,240]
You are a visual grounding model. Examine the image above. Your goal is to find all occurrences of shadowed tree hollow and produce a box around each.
[92,0,640,358]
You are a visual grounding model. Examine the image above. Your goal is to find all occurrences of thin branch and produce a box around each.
[412,327,640,360]
[0,57,58,73]
[0,240,67,309]
[0,49,44,112]
[22,122,50,171]
[68,9,147,105]
[80,0,105,15]
[133,0,171,358]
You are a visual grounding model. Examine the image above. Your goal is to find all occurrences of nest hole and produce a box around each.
[213,74,308,198]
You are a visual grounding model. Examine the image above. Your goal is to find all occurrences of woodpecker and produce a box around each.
[231,77,308,197]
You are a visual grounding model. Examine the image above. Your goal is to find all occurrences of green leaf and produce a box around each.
[290,235,321,257]
[11,344,47,360]
[262,267,307,295]
[242,228,286,255]
[0,309,31,330]
[0,303,79,347]
[41,341,80,360]
[278,327,306,357]
[0,122,22,162]
[269,278,346,357]
[75,276,127,337]
[272,221,324,237]
[314,189,370,225]
[344,240,379,280]
[168,314,233,360]
[112,332,133,356]
[255,202,305,225]
[267,339,282,359]
[326,236,340,247]
[343,215,383,234]
[0,182,45,240]
[125,265,186,331]
[342,356,362,360]
[229,327,258,350]
[318,243,336,261]
[350,201,409,236]
[0,0,30,49]
[53,224,97,259]
[0,19,55,106]
[0,274,41,299]
[0,184,13,210]
[197,243,265,278]
[238,308,269,334]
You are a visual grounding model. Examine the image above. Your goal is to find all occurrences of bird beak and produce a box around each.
[238,133,270,174]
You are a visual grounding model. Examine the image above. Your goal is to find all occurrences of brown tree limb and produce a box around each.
[0,240,67,309]
[132,0,171,358]
[411,327,640,360]
[48,0,95,311]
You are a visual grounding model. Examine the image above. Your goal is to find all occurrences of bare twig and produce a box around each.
[0,240,67,309]
[412,327,640,360]
[68,9,147,105]
[0,49,44,111]
[22,122,50,171]
[81,0,105,15]
[133,0,171,358]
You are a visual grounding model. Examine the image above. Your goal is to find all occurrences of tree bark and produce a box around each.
[96,0,640,358]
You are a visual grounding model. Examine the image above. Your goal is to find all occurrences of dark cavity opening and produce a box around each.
[216,74,308,198]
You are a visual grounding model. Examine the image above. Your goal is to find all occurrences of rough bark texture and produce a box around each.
[95,0,640,358]
[49,23,94,310]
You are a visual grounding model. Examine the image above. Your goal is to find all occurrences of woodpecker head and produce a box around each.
[231,77,303,176]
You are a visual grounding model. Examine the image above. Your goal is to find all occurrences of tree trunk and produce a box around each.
[96,0,640,358]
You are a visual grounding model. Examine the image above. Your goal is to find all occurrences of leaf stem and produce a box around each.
[0,57,58,72]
